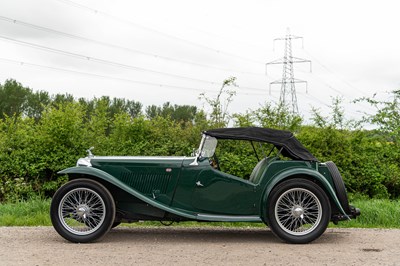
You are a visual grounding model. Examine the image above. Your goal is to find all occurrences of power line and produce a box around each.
[296,91,329,107]
[298,50,376,114]
[0,33,355,116]
[0,55,362,119]
[0,57,212,93]
[53,0,264,65]
[0,34,270,93]
[0,34,217,85]
[0,57,272,97]
[0,16,263,76]
[302,48,369,97]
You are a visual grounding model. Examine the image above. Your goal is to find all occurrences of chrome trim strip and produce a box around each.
[91,156,191,161]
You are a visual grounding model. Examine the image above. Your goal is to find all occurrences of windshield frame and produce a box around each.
[200,135,217,158]
[190,134,218,166]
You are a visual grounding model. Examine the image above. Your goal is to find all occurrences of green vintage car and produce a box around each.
[50,127,360,244]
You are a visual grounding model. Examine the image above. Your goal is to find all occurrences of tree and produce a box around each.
[172,105,197,123]
[253,102,302,131]
[52,93,75,107]
[311,96,359,130]
[145,102,198,123]
[199,77,237,127]
[232,102,302,131]
[0,79,51,121]
[0,79,30,119]
[356,90,400,143]
[354,90,400,197]
[145,105,158,120]
[25,90,51,121]
[126,100,142,118]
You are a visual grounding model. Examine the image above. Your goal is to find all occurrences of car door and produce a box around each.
[191,166,258,215]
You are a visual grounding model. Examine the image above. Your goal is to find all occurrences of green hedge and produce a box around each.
[0,83,399,202]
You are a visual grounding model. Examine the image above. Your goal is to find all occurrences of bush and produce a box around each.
[1,81,399,202]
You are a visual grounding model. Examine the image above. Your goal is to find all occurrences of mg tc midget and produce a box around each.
[50,127,360,244]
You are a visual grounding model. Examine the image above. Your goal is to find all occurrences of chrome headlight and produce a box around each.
[77,157,92,167]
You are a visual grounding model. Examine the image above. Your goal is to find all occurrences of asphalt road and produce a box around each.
[0,226,399,265]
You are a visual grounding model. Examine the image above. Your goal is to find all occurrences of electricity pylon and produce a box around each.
[266,28,311,114]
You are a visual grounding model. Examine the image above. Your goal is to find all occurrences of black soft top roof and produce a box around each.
[203,127,317,161]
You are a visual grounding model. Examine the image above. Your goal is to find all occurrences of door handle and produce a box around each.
[195,181,204,187]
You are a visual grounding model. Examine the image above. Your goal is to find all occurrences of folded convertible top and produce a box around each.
[203,127,317,162]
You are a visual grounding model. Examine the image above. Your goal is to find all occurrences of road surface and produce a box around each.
[0,226,399,265]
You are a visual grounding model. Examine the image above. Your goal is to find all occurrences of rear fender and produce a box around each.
[58,167,198,220]
[261,168,348,220]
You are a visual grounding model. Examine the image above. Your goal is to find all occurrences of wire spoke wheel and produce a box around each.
[59,188,106,235]
[275,188,322,235]
[51,179,115,243]
[267,178,331,244]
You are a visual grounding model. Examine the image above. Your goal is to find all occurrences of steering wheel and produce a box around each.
[210,153,220,170]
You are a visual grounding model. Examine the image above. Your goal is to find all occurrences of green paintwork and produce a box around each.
[59,156,262,222]
[59,164,199,220]
[173,158,258,215]
[59,154,347,223]
[89,156,184,206]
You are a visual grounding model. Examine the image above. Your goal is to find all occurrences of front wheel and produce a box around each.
[267,178,331,244]
[50,178,116,243]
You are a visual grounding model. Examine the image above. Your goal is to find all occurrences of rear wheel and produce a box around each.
[50,179,116,243]
[267,178,331,244]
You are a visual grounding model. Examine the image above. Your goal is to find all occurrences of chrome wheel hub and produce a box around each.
[76,205,90,219]
[292,206,304,219]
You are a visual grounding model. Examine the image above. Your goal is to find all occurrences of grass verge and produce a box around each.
[329,198,400,229]
[0,197,399,228]
[0,197,51,226]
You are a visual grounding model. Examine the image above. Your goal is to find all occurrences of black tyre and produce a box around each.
[111,221,121,229]
[50,179,116,243]
[267,178,331,244]
[325,161,350,213]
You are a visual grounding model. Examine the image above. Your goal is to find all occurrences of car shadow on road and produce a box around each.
[103,226,281,244]
[101,226,347,244]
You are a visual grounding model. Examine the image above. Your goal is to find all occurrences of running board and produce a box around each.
[196,213,262,222]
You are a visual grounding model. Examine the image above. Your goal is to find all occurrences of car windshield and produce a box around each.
[201,135,217,158]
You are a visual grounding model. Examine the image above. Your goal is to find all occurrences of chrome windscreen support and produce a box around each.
[190,135,206,166]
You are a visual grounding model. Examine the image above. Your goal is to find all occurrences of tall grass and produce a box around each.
[0,197,51,226]
[0,197,399,228]
[330,198,400,229]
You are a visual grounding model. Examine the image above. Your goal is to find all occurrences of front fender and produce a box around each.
[58,167,198,220]
[261,168,348,220]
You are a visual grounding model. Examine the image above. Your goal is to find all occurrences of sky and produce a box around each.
[0,0,399,123]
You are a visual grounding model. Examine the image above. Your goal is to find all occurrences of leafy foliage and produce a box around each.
[0,79,399,201]
[199,77,237,127]
[232,100,303,135]
[301,95,400,198]
[145,102,197,123]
